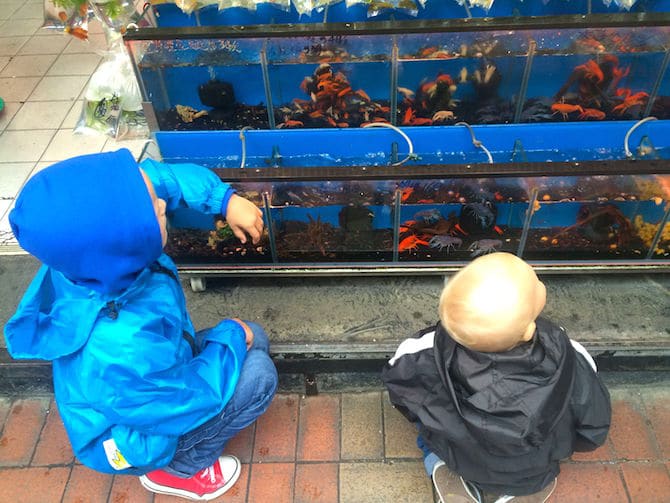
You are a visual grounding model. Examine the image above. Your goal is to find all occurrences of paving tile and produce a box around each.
[224,423,255,464]
[609,391,659,460]
[0,76,40,101]
[297,394,340,462]
[620,462,670,503]
[570,438,614,462]
[0,398,49,466]
[295,462,338,503]
[0,130,55,163]
[253,394,299,462]
[548,463,627,503]
[47,53,101,76]
[339,460,433,503]
[382,392,422,459]
[0,18,43,37]
[32,399,74,466]
[640,387,670,458]
[0,54,57,77]
[29,75,89,101]
[218,462,250,503]
[62,464,113,503]
[7,101,73,130]
[108,473,154,503]
[248,462,294,503]
[18,34,69,55]
[0,100,21,131]
[0,36,28,56]
[40,128,106,162]
[341,391,383,461]
[0,466,70,502]
[61,99,84,129]
[10,1,44,19]
[0,162,34,197]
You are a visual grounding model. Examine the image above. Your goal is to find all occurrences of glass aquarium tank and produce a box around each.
[124,12,670,273]
[125,13,670,130]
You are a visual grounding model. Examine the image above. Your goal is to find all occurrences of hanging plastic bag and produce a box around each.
[217,0,257,11]
[293,0,314,16]
[263,0,291,11]
[89,0,154,34]
[43,0,91,40]
[75,42,145,138]
[613,0,638,9]
[312,0,340,12]
[345,0,419,18]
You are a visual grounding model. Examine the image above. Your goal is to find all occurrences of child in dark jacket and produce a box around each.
[382,252,611,503]
[4,148,278,501]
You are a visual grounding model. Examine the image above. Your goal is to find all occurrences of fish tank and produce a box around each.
[124,12,670,274]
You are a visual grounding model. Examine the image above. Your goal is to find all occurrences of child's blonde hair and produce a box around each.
[438,252,546,352]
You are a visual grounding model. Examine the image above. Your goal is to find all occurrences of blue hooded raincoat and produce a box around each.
[4,149,246,475]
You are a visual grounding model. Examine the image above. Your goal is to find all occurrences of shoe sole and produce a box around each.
[139,457,242,501]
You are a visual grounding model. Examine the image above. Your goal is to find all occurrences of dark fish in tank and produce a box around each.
[198,79,236,110]
[339,205,374,232]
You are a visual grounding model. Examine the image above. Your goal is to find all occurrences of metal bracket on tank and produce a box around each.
[267,145,283,167]
[636,135,660,160]
[511,139,528,163]
[304,373,318,396]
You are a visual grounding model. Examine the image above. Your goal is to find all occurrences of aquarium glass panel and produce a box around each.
[128,37,270,130]
[266,35,393,129]
[396,31,531,126]
[269,180,395,262]
[521,26,670,123]
[522,174,670,260]
[164,181,273,264]
[396,177,529,261]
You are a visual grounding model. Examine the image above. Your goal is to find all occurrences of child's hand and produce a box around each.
[232,318,255,350]
[225,194,264,244]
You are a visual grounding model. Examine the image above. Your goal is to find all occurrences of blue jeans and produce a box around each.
[417,429,443,476]
[166,321,278,477]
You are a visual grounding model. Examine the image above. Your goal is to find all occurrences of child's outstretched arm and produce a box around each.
[139,159,263,243]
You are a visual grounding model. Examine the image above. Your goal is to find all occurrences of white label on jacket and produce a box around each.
[103,438,132,470]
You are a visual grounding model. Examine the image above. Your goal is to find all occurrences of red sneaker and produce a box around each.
[139,455,241,501]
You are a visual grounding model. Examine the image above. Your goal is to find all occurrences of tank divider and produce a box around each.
[390,38,399,126]
[516,187,538,257]
[646,202,670,260]
[261,42,276,130]
[643,46,670,119]
[261,191,279,263]
[392,189,401,263]
[513,39,536,124]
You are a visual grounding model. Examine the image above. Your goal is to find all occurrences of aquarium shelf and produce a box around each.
[151,122,670,274]
[124,11,670,273]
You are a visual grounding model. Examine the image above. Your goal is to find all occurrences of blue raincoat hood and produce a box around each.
[9,149,163,295]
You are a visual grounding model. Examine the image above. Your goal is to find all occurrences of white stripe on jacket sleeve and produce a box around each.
[388,330,436,366]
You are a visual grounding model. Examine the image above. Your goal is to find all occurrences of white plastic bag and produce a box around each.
[75,43,146,139]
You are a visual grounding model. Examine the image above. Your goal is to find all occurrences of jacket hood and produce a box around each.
[435,317,575,454]
[4,266,107,360]
[9,149,162,295]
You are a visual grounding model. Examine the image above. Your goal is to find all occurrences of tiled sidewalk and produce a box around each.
[0,385,669,503]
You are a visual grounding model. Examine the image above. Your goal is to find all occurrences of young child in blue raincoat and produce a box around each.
[4,148,278,501]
